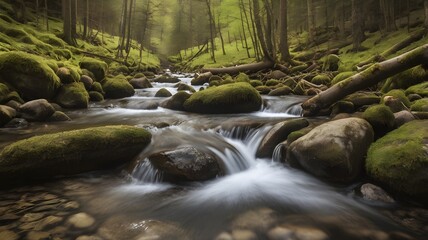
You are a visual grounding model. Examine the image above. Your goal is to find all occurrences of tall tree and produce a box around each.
[206,0,216,63]
[307,0,315,42]
[352,0,364,51]
[425,0,428,29]
[44,0,49,31]
[279,0,290,62]
[379,0,397,32]
[62,0,76,46]
[83,0,89,39]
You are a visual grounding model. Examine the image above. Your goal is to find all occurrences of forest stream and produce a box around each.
[0,72,427,240]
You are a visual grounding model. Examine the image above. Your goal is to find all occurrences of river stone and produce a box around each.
[67,212,95,229]
[76,236,103,240]
[18,99,55,121]
[47,111,71,122]
[269,225,328,240]
[184,82,262,114]
[80,75,94,90]
[161,91,192,111]
[129,77,153,89]
[20,213,45,223]
[191,72,212,85]
[393,110,415,128]
[0,125,151,182]
[256,119,309,158]
[366,120,428,204]
[148,146,221,181]
[360,183,394,204]
[268,70,287,80]
[0,105,16,126]
[287,118,374,183]
[55,82,89,109]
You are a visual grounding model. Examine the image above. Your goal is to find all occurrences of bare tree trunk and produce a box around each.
[252,0,273,62]
[36,0,39,26]
[425,0,428,29]
[352,0,364,51]
[263,0,276,60]
[83,0,89,39]
[279,0,290,62]
[44,0,49,31]
[217,11,226,55]
[62,0,76,46]
[206,0,216,63]
[71,0,77,38]
[307,0,315,42]
[379,0,397,32]
[240,0,251,58]
[125,0,134,61]
[302,44,428,116]
[202,60,274,75]
[248,0,261,61]
[117,0,128,58]
[242,0,257,59]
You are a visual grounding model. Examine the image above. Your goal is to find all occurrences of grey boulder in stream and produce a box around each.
[0,125,151,183]
[286,117,374,183]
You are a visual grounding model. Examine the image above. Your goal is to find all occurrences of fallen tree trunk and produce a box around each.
[357,29,426,68]
[201,60,274,75]
[302,44,428,116]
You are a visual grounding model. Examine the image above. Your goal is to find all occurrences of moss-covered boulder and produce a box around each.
[154,75,180,83]
[191,73,212,85]
[55,82,89,109]
[79,58,108,81]
[311,74,331,85]
[89,91,104,102]
[366,120,428,204]
[18,99,55,122]
[255,86,271,95]
[0,105,16,127]
[362,104,395,138]
[148,146,221,181]
[47,111,71,122]
[381,89,411,107]
[91,82,104,95]
[234,72,250,82]
[183,82,262,114]
[161,91,191,111]
[331,101,355,115]
[287,118,374,183]
[103,76,135,99]
[410,98,428,112]
[155,88,172,97]
[56,67,78,84]
[322,54,340,71]
[268,86,293,96]
[250,80,263,87]
[331,72,355,85]
[383,66,428,92]
[80,75,94,90]
[405,82,428,97]
[265,79,281,87]
[0,125,151,182]
[0,51,60,100]
[176,83,196,93]
[256,119,309,158]
[344,92,380,109]
[129,77,152,89]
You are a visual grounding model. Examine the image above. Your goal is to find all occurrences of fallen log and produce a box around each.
[302,44,428,116]
[201,60,274,75]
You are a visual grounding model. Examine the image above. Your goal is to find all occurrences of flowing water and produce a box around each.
[0,73,427,240]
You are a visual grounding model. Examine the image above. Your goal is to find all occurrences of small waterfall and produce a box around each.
[131,158,164,183]
[262,96,307,116]
[272,143,285,162]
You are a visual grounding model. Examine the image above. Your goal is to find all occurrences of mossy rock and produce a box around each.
[331,72,355,85]
[322,54,340,71]
[176,83,196,93]
[103,76,135,99]
[81,68,96,80]
[80,75,94,90]
[362,104,395,138]
[366,120,428,204]
[381,89,411,107]
[183,82,261,114]
[267,70,287,80]
[0,51,60,100]
[133,73,146,79]
[331,101,355,115]
[405,82,428,97]
[129,77,152,89]
[47,111,71,122]
[18,99,55,122]
[0,83,11,103]
[383,66,428,92]
[219,79,235,85]
[0,125,152,182]
[161,91,191,111]
[255,86,271,95]
[209,80,220,87]
[311,74,331,85]
[89,91,104,102]
[290,65,308,73]
[55,82,89,109]
[0,105,16,127]
[344,92,381,108]
[268,86,293,96]
[234,72,250,82]
[287,127,313,144]
[79,57,108,81]
[222,74,233,81]
[250,80,263,87]
[56,67,78,84]
[91,82,104,95]
[155,88,172,97]
[282,78,297,89]
[265,79,281,87]
[109,62,129,75]
[209,75,222,82]
[155,75,180,83]
[410,98,428,112]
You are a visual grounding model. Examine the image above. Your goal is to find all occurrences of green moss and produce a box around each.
[250,80,263,87]
[91,82,104,95]
[268,86,293,96]
[311,74,331,85]
[79,57,108,81]
[362,104,395,137]
[405,82,428,97]
[255,85,271,95]
[219,79,235,85]
[234,72,250,82]
[331,101,355,115]
[155,88,172,97]
[287,127,313,144]
[134,73,146,79]
[322,54,340,71]
[54,49,72,59]
[109,62,129,75]
[381,89,411,107]
[344,92,381,108]
[89,91,104,102]
[0,83,11,103]
[290,64,308,73]
[382,66,428,93]
[0,125,152,181]
[265,79,281,86]
[55,82,89,109]
[177,83,196,93]
[366,120,428,202]
[209,80,220,86]
[38,34,66,48]
[0,51,60,100]
[331,72,355,85]
[183,82,261,114]
[410,98,428,111]
[103,76,135,99]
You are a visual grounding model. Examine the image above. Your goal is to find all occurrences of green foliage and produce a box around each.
[405,82,428,97]
[184,82,261,114]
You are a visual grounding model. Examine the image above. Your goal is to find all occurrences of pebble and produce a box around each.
[20,213,45,223]
[67,212,95,229]
[215,232,233,240]
[0,230,19,240]
[360,183,395,203]
[231,229,258,240]
[61,201,80,210]
[26,231,51,240]
[231,208,275,232]
[267,227,294,240]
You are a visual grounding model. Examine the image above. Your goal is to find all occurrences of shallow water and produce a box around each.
[0,74,427,240]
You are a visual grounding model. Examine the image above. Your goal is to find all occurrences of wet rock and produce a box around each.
[231,229,258,240]
[268,86,293,96]
[148,146,221,181]
[20,213,45,222]
[384,96,408,113]
[56,67,76,84]
[257,119,309,159]
[191,72,212,85]
[184,82,262,114]
[176,83,196,93]
[20,215,62,231]
[407,93,422,102]
[360,183,395,203]
[0,213,20,224]
[155,88,172,97]
[155,74,180,83]
[267,226,293,240]
[129,77,153,89]
[5,100,21,110]
[0,125,151,182]
[55,82,89,109]
[269,225,328,240]
[345,229,389,240]
[366,120,428,204]
[48,111,71,122]
[287,118,373,183]
[3,118,28,128]
[161,91,192,111]
[60,201,80,210]
[0,230,19,240]
[231,208,276,232]
[18,99,55,121]
[393,110,415,127]
[80,75,94,90]
[67,212,95,229]
[0,105,16,126]
[268,70,287,80]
